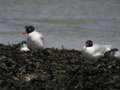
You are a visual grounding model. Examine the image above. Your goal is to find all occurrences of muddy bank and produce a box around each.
[0,42,120,90]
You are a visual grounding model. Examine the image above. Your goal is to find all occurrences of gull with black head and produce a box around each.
[22,25,44,51]
[83,40,112,58]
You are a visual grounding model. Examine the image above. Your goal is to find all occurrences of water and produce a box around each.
[0,0,120,50]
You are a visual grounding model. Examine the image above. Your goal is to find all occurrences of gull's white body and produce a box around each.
[27,31,44,51]
[83,44,112,57]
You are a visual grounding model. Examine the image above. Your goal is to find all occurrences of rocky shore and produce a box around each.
[0,42,120,90]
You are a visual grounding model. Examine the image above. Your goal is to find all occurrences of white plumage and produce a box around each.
[21,25,44,51]
[83,44,112,57]
[27,31,44,51]
[20,43,30,52]
[83,40,120,58]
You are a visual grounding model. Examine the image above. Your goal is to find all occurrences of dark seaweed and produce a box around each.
[0,42,120,90]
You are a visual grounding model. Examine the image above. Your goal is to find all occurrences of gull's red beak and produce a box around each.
[23,32,27,34]
[85,44,88,47]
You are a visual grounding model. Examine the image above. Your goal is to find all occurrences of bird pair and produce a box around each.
[20,25,120,58]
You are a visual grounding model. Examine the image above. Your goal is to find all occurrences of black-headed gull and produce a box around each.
[83,40,112,58]
[22,25,44,51]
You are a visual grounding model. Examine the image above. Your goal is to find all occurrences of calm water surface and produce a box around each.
[0,0,120,50]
